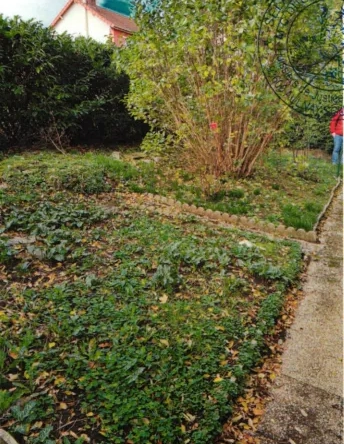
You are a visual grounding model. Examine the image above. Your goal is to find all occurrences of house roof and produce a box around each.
[51,0,138,34]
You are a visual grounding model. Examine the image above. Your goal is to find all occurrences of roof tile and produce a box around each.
[51,0,138,34]
[85,3,138,33]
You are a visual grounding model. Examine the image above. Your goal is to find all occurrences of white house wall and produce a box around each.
[87,11,110,42]
[54,3,86,38]
[54,3,110,43]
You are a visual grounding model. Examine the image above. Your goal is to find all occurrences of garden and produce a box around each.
[0,0,341,443]
[0,150,336,443]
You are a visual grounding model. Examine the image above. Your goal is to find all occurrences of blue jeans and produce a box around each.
[332,135,343,164]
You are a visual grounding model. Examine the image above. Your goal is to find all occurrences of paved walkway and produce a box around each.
[256,189,343,444]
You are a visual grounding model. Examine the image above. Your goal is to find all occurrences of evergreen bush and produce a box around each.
[0,15,147,150]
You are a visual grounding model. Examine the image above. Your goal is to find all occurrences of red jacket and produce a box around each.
[330,108,343,136]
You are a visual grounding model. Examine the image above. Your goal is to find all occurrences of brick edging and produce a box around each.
[146,194,318,243]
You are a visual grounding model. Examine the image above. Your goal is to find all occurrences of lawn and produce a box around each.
[0,151,305,443]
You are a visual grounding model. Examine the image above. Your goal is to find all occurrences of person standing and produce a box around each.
[329,108,343,164]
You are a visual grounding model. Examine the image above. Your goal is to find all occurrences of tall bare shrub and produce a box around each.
[119,0,288,178]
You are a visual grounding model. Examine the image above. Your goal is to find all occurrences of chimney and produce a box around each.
[83,0,96,5]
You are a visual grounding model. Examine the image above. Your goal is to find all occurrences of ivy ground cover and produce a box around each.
[0,153,303,444]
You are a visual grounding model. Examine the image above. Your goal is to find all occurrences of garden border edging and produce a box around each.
[146,194,319,243]
[313,177,342,233]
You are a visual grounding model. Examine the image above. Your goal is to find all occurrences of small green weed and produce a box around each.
[210,200,252,215]
[304,201,323,213]
[2,202,105,264]
[0,238,15,265]
[3,202,105,234]
[266,214,280,224]
[0,390,16,413]
[53,168,110,194]
[127,183,147,194]
[90,154,139,181]
[227,188,245,199]
[208,190,227,202]
[9,398,56,443]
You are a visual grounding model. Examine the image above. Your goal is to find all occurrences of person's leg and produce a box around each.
[332,135,343,164]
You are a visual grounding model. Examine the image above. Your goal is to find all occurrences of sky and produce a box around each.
[0,0,67,25]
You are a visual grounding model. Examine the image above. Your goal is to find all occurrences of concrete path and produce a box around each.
[256,189,343,444]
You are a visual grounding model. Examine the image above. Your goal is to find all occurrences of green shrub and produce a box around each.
[0,15,147,150]
[279,111,340,153]
[118,0,289,179]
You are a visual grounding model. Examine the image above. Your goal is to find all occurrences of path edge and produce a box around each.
[313,177,342,233]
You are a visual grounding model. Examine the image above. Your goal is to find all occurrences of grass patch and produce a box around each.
[0,155,303,444]
[0,152,139,195]
[282,202,323,231]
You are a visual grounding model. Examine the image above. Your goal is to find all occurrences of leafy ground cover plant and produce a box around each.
[2,150,335,230]
[0,154,304,444]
